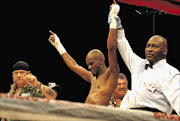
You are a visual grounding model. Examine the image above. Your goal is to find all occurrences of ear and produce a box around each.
[100,59,103,65]
[164,47,168,55]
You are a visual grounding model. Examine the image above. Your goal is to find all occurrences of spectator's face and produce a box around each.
[13,70,29,88]
[145,36,167,63]
[114,78,128,97]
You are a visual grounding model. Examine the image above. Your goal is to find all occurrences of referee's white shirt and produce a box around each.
[117,29,180,115]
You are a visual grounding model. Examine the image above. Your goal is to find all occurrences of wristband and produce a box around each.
[57,43,67,55]
[109,4,120,29]
[54,34,67,55]
[110,16,117,29]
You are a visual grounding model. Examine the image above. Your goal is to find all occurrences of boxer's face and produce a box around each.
[86,50,104,76]
[86,58,101,76]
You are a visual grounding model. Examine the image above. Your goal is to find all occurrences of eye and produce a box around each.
[123,83,127,86]
[20,71,26,75]
[90,62,94,65]
[146,44,150,48]
[152,45,159,48]
[13,72,18,75]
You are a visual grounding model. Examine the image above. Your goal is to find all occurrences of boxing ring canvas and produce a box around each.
[0,93,179,121]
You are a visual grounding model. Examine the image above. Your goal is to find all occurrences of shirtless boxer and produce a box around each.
[48,3,120,106]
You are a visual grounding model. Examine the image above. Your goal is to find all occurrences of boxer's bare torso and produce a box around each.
[85,69,118,105]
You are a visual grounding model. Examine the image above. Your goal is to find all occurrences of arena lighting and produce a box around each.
[135,10,166,35]
[117,0,180,16]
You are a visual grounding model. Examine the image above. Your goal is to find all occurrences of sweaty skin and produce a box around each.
[145,35,168,65]
[48,1,119,105]
[49,29,119,106]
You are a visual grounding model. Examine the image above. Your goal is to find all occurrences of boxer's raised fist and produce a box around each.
[109,4,120,17]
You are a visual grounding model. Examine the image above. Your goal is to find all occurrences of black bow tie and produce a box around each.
[145,64,153,70]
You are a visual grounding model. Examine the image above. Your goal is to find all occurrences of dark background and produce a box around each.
[2,0,180,102]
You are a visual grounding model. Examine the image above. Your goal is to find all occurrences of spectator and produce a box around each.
[9,61,57,99]
[109,73,130,107]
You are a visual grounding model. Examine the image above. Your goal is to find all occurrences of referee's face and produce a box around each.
[145,36,167,63]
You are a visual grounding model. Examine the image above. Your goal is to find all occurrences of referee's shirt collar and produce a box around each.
[146,59,167,69]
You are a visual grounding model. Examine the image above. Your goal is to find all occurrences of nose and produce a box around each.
[146,46,153,52]
[119,84,124,88]
[17,72,22,78]
[88,65,92,70]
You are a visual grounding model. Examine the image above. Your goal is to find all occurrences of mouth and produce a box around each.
[146,53,154,58]
[118,89,125,92]
[17,78,23,81]
[118,90,126,94]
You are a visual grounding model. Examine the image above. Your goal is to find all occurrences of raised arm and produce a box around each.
[108,3,144,74]
[107,3,120,78]
[48,31,92,83]
[107,29,119,77]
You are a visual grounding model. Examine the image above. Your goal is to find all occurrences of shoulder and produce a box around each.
[162,63,179,75]
[158,64,180,91]
[153,59,179,76]
[105,67,119,81]
[158,63,180,84]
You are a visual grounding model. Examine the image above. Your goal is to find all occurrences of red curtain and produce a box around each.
[117,0,180,16]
